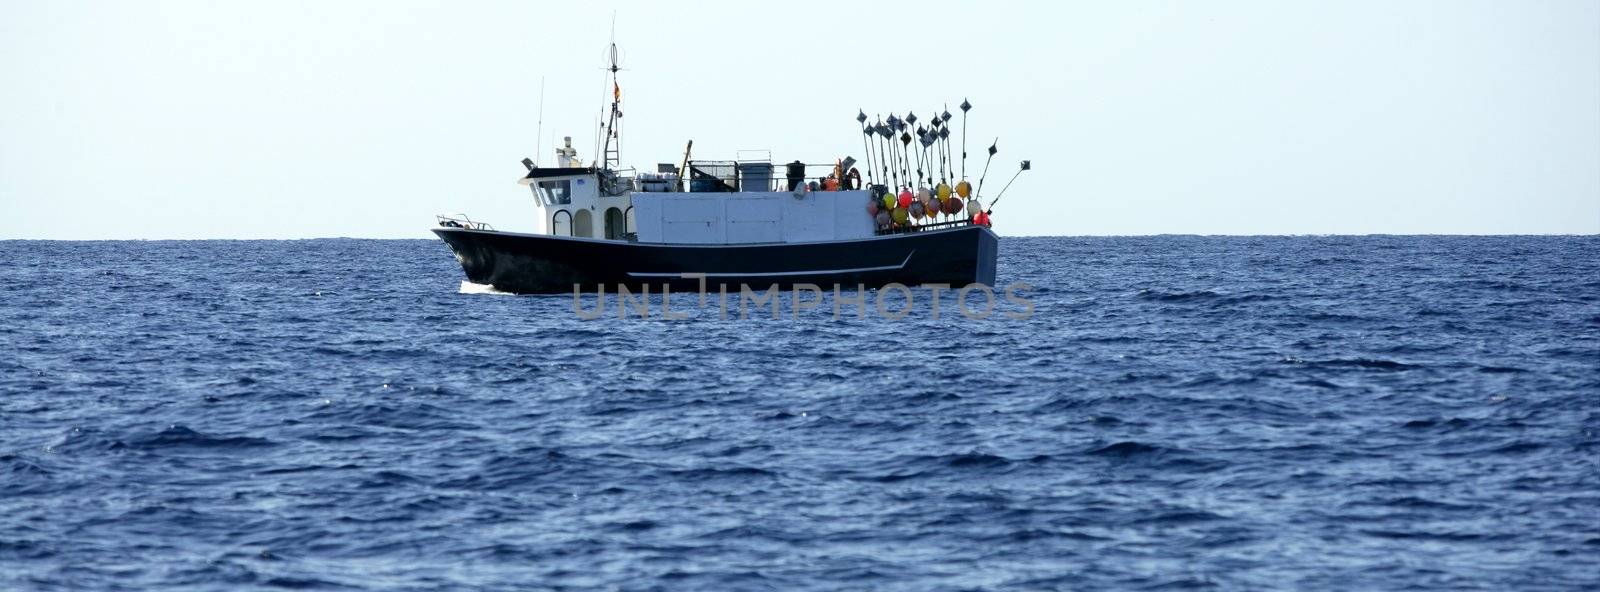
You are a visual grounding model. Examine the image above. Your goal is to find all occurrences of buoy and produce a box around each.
[823,177,840,191]
[897,189,913,208]
[974,211,990,226]
[867,200,879,216]
[883,194,896,210]
[909,201,925,219]
[936,183,952,201]
[875,210,891,227]
[892,206,909,224]
[950,198,964,215]
[965,198,980,217]
[916,186,931,203]
[955,180,972,198]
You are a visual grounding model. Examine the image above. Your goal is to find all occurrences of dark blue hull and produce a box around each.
[432,225,999,294]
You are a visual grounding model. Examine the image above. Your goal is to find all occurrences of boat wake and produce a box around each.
[459,281,511,296]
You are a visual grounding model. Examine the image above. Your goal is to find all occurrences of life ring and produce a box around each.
[846,168,862,190]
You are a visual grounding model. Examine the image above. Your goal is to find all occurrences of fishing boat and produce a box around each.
[433,41,1028,295]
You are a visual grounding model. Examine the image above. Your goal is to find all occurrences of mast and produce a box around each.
[535,77,545,167]
[599,26,623,171]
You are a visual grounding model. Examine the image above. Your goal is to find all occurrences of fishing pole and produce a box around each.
[922,134,939,220]
[938,126,951,186]
[976,138,998,198]
[986,160,1031,213]
[959,99,971,180]
[883,117,896,187]
[856,110,874,186]
[913,128,927,188]
[906,112,922,186]
[881,118,898,190]
[934,107,947,184]
[899,131,912,190]
[887,114,903,189]
[921,131,934,188]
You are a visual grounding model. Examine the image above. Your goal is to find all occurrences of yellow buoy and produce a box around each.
[892,206,909,224]
[955,180,972,198]
[883,194,896,210]
[936,183,952,201]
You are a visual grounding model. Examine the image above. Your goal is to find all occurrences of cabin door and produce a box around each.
[604,207,626,240]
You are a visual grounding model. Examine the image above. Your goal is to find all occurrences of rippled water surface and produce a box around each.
[2,236,1598,590]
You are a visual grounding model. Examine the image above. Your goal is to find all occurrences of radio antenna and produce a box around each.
[598,14,624,170]
[535,76,545,167]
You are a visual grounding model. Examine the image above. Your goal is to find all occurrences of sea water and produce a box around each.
[2,236,1596,590]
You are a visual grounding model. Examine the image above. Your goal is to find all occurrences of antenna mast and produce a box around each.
[599,18,623,171]
[535,76,545,167]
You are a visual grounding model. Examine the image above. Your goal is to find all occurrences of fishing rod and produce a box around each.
[922,134,939,220]
[912,128,927,188]
[940,107,953,184]
[899,130,912,190]
[886,114,902,187]
[857,110,878,187]
[920,131,934,189]
[986,160,1031,213]
[883,117,896,187]
[959,99,971,179]
[976,138,998,198]
[905,112,922,187]
[880,119,898,190]
[938,126,951,186]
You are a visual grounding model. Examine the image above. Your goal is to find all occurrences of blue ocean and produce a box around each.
[2,235,1597,590]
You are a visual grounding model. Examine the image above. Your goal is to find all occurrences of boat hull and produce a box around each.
[432,225,999,294]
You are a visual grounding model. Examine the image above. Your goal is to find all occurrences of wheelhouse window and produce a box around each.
[536,179,572,205]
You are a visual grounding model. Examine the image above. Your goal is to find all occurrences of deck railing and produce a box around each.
[436,214,494,231]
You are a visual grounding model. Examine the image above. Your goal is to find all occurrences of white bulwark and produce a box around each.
[631,190,874,244]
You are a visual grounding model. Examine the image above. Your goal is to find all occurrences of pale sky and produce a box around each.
[2,0,1597,239]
